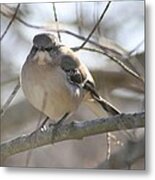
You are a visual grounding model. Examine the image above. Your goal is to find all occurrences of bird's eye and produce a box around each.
[44,46,52,51]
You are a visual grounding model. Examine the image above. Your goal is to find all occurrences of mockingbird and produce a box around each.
[21,33,120,127]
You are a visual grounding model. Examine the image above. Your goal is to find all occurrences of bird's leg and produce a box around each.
[50,112,69,143]
[39,116,50,131]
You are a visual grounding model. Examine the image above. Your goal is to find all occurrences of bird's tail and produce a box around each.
[83,81,121,117]
[85,95,120,118]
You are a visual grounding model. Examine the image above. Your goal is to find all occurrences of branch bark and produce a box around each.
[0,112,145,162]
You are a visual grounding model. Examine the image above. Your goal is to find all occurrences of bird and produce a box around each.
[21,33,120,127]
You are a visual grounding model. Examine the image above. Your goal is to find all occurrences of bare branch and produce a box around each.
[128,40,144,56]
[1,4,143,73]
[0,4,20,41]
[81,47,144,83]
[1,4,43,29]
[1,4,144,87]
[106,132,111,160]
[74,1,111,51]
[1,4,143,67]
[0,80,20,117]
[97,136,144,169]
[0,112,144,161]
[75,2,84,34]
[1,7,113,52]
[52,2,61,42]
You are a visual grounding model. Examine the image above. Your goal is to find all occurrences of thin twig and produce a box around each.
[52,2,61,42]
[25,92,48,166]
[0,112,145,161]
[81,47,144,83]
[128,40,144,56]
[74,1,111,51]
[1,6,125,59]
[1,8,103,49]
[1,4,144,83]
[106,132,111,160]
[108,133,124,146]
[1,8,144,83]
[0,4,20,41]
[97,136,144,169]
[96,2,101,36]
[122,40,144,82]
[1,3,142,62]
[0,80,20,117]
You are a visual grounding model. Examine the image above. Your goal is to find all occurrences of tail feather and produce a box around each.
[83,80,121,116]
[84,98,107,117]
[93,95,121,115]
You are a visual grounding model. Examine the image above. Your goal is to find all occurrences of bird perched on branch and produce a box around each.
[21,33,120,126]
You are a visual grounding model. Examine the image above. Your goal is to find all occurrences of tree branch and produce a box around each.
[74,1,111,50]
[0,112,144,162]
[0,4,144,84]
[81,47,144,83]
[0,80,20,117]
[52,2,61,42]
[0,4,20,41]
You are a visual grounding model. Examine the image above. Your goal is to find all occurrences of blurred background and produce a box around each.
[1,0,145,169]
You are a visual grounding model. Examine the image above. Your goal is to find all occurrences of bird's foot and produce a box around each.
[39,116,50,132]
[49,113,69,143]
